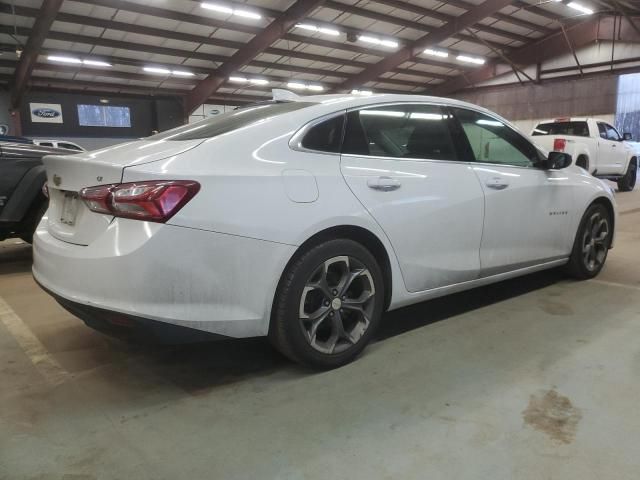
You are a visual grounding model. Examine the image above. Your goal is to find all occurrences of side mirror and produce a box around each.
[623,132,633,141]
[544,151,572,170]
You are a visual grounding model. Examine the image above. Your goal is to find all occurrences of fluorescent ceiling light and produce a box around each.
[250,78,269,85]
[201,2,261,19]
[358,35,398,48]
[229,76,268,85]
[423,48,449,58]
[360,110,404,117]
[229,76,248,82]
[456,55,485,65]
[172,70,195,76]
[48,55,82,64]
[287,82,307,90]
[351,89,373,95]
[295,23,340,36]
[477,119,503,127]
[144,67,172,74]
[82,59,112,67]
[410,112,444,120]
[201,3,233,14]
[233,9,261,19]
[306,85,324,91]
[567,2,594,14]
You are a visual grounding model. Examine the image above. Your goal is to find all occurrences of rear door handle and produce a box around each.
[486,177,509,190]
[367,176,401,192]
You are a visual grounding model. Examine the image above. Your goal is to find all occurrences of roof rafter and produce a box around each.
[10,0,63,109]
[184,0,326,113]
[337,0,516,92]
[431,14,640,96]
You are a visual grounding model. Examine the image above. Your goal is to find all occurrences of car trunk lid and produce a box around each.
[42,139,203,245]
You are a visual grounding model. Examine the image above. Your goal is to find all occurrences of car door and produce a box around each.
[596,122,623,174]
[602,122,627,173]
[340,103,485,293]
[450,107,575,277]
[0,143,43,218]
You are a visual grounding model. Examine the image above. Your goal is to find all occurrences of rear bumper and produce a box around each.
[38,279,227,343]
[33,216,297,338]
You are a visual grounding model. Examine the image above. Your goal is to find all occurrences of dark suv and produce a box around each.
[0,140,75,243]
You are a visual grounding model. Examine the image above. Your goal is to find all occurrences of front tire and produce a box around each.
[565,203,612,279]
[269,239,385,369]
[617,158,637,192]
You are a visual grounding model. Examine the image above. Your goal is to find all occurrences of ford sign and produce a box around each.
[29,103,64,123]
[32,108,61,119]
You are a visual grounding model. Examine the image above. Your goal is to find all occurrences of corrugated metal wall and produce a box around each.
[452,74,619,122]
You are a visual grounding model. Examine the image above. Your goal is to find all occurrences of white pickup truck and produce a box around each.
[531,117,638,191]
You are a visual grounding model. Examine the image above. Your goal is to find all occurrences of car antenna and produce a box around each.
[272,89,301,102]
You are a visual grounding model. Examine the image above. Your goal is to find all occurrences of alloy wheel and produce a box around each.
[299,256,376,354]
[582,211,609,271]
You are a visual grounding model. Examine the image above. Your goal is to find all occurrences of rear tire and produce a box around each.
[617,158,637,192]
[269,239,385,369]
[564,203,611,279]
[19,199,48,244]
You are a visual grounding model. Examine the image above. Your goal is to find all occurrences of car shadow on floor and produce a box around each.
[0,242,566,393]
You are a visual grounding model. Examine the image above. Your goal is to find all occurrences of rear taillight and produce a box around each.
[79,180,200,223]
[553,138,567,152]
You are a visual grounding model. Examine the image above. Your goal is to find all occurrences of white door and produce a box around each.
[597,122,626,174]
[340,104,485,293]
[450,107,575,276]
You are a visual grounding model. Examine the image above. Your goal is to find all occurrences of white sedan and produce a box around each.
[33,93,616,369]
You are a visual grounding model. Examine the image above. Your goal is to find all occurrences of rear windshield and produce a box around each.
[151,101,317,141]
[532,121,589,137]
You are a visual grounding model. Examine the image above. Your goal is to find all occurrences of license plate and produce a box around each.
[60,192,79,226]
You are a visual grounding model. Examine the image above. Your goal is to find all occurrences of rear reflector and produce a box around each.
[79,180,200,223]
[553,138,567,152]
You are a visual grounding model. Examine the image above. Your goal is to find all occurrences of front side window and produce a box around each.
[452,108,540,168]
[604,123,621,141]
[301,114,345,153]
[342,104,457,161]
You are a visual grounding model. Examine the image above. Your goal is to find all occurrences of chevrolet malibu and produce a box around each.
[33,94,616,369]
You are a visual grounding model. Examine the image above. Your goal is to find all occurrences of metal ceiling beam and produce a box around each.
[9,0,64,109]
[185,0,326,113]
[337,0,515,92]
[322,0,530,44]
[430,15,638,96]
[371,0,552,35]
[2,2,464,80]
[611,0,640,37]
[0,26,452,87]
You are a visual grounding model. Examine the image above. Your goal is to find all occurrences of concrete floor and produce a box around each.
[1,187,639,480]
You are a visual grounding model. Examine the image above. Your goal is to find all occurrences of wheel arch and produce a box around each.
[274,225,394,313]
[590,196,615,247]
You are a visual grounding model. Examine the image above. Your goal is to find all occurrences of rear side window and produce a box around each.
[152,101,317,141]
[39,142,54,147]
[301,114,345,153]
[342,104,458,161]
[532,121,589,137]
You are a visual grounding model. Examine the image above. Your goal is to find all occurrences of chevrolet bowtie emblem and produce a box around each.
[53,174,61,187]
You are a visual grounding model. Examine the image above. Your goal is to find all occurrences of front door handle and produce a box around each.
[367,176,401,192]
[486,177,509,190]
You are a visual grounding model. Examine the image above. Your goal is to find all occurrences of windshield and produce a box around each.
[532,121,589,137]
[150,101,317,141]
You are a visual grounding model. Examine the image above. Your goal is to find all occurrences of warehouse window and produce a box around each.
[77,105,131,128]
